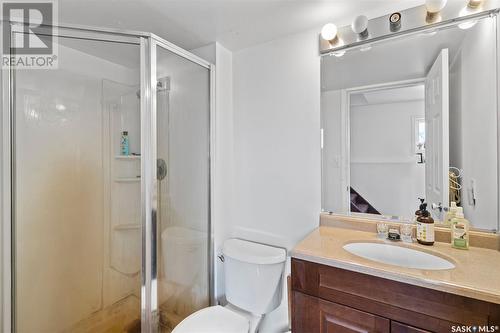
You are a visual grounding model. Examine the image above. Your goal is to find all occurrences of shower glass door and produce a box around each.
[11,30,143,332]
[5,24,213,333]
[154,43,211,332]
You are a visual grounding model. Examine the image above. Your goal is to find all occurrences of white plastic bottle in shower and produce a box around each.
[120,131,130,155]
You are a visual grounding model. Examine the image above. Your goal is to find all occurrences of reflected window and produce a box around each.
[414,117,425,153]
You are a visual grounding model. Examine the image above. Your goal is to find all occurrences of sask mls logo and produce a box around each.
[452,326,500,333]
[1,1,58,68]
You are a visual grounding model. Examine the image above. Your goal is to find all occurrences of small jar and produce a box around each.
[376,222,389,239]
[400,222,413,243]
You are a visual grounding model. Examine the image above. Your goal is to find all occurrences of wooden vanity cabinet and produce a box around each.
[291,258,500,333]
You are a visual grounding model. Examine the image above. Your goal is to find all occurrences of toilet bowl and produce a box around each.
[172,238,287,333]
[171,305,249,333]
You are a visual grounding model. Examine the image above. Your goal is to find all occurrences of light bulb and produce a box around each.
[351,15,368,37]
[425,0,447,13]
[321,23,338,42]
[468,0,482,8]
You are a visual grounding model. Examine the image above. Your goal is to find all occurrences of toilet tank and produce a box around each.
[222,239,286,315]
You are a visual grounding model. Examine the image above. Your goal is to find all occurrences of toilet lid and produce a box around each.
[172,305,249,333]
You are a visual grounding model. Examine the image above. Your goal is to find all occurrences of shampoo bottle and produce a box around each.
[451,207,469,250]
[120,131,129,156]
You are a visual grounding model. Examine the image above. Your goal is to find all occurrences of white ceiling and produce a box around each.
[58,0,424,52]
[351,85,424,106]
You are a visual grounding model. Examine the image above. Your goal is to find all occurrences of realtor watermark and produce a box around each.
[451,326,500,333]
[1,0,58,69]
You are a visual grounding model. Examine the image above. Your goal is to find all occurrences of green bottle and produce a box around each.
[451,207,469,250]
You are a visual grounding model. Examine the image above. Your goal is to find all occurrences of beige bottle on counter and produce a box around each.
[444,201,458,226]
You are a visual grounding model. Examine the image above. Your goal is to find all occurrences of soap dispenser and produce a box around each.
[451,207,469,250]
[416,202,435,246]
[414,198,425,221]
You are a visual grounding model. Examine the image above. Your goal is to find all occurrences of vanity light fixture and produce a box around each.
[319,0,497,55]
[321,23,339,44]
[425,0,447,23]
[351,15,369,39]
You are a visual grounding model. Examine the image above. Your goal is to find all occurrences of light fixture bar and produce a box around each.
[319,0,499,55]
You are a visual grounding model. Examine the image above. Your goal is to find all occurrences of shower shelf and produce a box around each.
[115,155,141,160]
[114,177,141,182]
[113,223,141,231]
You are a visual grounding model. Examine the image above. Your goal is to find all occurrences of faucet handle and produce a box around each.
[431,202,443,212]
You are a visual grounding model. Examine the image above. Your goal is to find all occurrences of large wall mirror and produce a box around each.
[321,14,499,232]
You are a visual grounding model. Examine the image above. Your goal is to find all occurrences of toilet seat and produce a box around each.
[172,305,250,333]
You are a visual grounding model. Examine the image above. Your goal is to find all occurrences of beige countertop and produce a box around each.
[291,226,500,304]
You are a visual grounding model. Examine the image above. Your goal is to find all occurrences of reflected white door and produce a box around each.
[425,49,449,221]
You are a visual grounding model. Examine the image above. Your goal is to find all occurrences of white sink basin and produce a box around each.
[343,242,455,270]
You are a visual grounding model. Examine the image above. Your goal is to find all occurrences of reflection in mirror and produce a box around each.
[321,15,499,231]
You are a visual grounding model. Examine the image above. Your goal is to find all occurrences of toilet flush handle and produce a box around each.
[218,254,225,262]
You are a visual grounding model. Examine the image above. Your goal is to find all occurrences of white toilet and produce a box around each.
[172,238,287,333]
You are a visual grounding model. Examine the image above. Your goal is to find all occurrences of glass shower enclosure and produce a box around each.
[1,22,213,333]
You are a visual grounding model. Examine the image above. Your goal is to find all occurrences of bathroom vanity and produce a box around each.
[299,2,500,332]
[290,226,500,333]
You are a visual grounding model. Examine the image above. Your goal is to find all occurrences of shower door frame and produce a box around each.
[1,23,215,333]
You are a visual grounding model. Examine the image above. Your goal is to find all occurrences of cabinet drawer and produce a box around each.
[391,321,431,333]
[292,291,390,333]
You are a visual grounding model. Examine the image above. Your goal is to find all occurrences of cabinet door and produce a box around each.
[293,291,390,333]
[391,321,431,333]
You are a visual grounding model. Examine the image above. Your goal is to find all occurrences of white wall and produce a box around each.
[194,31,322,333]
[350,100,425,218]
[232,29,321,250]
[195,30,322,332]
[231,29,321,332]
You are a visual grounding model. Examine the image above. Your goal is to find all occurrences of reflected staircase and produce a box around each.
[350,187,381,215]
